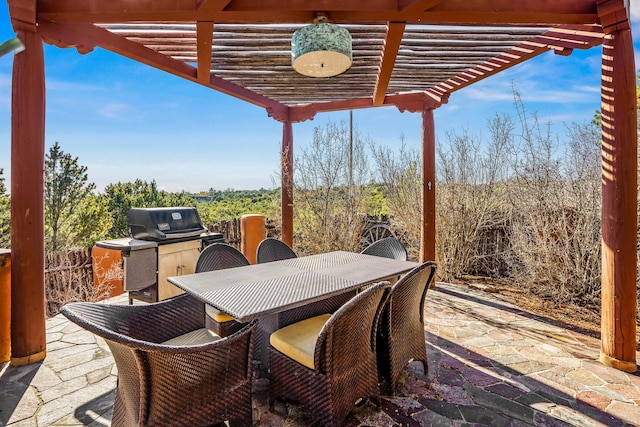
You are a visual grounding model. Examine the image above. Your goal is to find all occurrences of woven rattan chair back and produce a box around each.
[377,261,437,394]
[361,236,408,261]
[195,243,250,336]
[256,238,297,263]
[196,242,250,272]
[269,281,391,427]
[60,295,255,427]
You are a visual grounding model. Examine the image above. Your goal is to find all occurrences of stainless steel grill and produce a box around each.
[95,207,224,303]
[128,207,208,241]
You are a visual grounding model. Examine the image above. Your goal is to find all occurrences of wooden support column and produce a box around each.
[599,28,637,372]
[281,121,294,247]
[10,30,47,366]
[0,250,10,363]
[420,108,436,263]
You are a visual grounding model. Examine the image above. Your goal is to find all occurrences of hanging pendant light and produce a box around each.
[291,16,352,78]
[0,37,25,58]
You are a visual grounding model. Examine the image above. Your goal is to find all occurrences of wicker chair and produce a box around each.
[196,242,250,272]
[269,281,391,427]
[195,243,250,336]
[377,261,437,394]
[60,295,255,427]
[361,236,408,261]
[256,238,297,263]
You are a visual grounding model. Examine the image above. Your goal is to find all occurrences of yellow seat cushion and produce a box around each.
[270,314,331,369]
[206,304,236,323]
[162,328,221,346]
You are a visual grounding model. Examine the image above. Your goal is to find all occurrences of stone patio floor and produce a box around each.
[2,282,640,426]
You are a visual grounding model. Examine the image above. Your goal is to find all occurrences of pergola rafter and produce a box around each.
[5,0,637,377]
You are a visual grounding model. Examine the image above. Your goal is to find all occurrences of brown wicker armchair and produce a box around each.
[361,236,408,261]
[256,238,297,263]
[377,261,437,394]
[195,242,250,272]
[195,243,250,336]
[269,281,391,427]
[60,294,255,427]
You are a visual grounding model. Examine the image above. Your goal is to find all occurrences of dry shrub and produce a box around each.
[435,115,513,281]
[293,120,372,255]
[370,137,423,243]
[371,92,604,308]
[505,104,602,305]
[45,248,119,317]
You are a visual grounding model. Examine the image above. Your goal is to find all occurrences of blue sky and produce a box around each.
[1,4,639,193]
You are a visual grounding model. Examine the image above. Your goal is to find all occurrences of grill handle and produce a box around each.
[154,229,207,240]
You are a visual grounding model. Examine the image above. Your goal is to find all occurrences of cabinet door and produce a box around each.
[157,240,201,300]
[179,244,200,276]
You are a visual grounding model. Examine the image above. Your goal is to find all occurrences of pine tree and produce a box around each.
[45,142,96,253]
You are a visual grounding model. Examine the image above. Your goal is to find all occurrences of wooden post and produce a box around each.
[420,108,436,264]
[599,28,637,372]
[281,122,294,247]
[240,214,266,264]
[0,250,10,362]
[10,30,47,366]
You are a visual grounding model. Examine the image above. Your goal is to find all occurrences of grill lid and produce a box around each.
[128,207,208,241]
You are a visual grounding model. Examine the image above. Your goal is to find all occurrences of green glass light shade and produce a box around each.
[291,23,352,78]
[0,38,25,58]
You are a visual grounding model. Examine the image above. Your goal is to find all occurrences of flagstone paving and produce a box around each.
[2,282,640,426]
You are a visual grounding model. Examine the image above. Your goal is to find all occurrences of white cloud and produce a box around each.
[572,85,601,94]
[463,86,514,102]
[99,103,129,119]
[45,79,104,92]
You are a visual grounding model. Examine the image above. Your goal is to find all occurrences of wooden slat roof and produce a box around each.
[8,0,623,122]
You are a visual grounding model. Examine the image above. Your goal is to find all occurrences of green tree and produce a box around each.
[72,195,113,248]
[196,189,279,225]
[102,180,196,238]
[0,168,9,248]
[45,142,97,253]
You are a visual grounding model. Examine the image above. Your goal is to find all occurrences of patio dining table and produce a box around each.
[168,250,418,370]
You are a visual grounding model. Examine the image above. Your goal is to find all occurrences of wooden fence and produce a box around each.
[45,248,95,317]
[43,218,281,316]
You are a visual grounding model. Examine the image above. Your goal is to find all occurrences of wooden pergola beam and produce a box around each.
[285,89,448,123]
[34,0,599,25]
[196,21,214,84]
[198,0,234,14]
[399,0,443,14]
[37,20,288,117]
[430,32,556,96]
[373,22,405,106]
[7,0,37,31]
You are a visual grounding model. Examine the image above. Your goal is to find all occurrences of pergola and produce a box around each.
[6,0,637,372]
